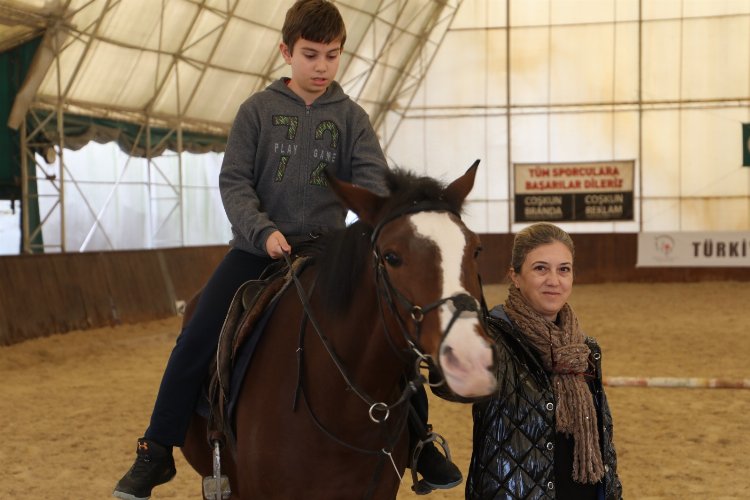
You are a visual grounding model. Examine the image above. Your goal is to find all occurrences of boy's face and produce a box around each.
[280,37,342,105]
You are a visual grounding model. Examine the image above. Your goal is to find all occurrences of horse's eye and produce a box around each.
[383,252,402,267]
[474,246,483,259]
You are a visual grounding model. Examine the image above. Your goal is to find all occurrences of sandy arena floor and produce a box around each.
[1,281,749,499]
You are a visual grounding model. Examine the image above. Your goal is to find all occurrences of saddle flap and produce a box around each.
[206,256,311,444]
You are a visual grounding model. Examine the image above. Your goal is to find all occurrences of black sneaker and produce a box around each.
[113,438,176,500]
[416,441,463,490]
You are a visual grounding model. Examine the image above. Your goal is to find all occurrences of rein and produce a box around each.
[282,251,423,420]
[279,202,485,495]
[282,250,420,497]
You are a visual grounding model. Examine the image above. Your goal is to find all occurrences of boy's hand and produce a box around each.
[265,230,291,258]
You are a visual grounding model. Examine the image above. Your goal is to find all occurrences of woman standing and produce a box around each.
[466,222,622,499]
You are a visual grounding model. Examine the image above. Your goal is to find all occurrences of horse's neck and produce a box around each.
[308,270,410,400]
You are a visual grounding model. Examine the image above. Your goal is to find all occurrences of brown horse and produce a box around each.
[182,162,497,499]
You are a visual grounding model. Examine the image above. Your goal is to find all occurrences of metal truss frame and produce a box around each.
[14,0,458,253]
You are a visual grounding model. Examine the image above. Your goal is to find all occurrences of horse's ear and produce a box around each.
[325,168,384,225]
[443,159,480,207]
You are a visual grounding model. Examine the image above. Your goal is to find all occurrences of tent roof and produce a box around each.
[1,0,459,136]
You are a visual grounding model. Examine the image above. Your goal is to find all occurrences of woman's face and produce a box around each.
[510,241,573,322]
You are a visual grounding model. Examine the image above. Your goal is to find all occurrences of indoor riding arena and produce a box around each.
[2,1,750,500]
[2,247,750,499]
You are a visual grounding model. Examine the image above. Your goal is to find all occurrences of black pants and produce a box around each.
[145,248,272,446]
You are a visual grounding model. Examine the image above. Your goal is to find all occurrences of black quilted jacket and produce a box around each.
[465,305,623,500]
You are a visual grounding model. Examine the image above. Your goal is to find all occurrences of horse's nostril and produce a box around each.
[441,344,458,368]
[451,294,477,313]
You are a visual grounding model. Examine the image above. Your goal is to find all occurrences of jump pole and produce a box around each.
[603,376,750,389]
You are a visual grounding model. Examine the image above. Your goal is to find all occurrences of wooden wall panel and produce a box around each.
[477,233,750,284]
[159,246,228,301]
[1,235,748,346]
[0,246,228,346]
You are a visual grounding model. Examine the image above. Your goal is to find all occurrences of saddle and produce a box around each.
[205,254,311,446]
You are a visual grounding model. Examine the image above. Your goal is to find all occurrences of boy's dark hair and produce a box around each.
[282,0,347,52]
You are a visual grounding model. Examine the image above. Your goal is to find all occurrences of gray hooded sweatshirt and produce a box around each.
[220,78,388,256]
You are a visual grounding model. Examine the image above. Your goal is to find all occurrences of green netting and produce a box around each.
[28,110,227,158]
[0,36,41,200]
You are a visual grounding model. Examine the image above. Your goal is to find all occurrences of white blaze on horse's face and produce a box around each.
[409,212,496,398]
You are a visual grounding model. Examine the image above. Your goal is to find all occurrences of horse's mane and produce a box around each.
[313,168,464,313]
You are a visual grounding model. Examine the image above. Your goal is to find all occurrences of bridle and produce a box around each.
[369,200,489,380]
[282,200,488,496]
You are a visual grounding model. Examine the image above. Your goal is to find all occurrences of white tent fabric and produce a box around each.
[4,0,453,133]
[1,0,749,254]
[384,0,750,234]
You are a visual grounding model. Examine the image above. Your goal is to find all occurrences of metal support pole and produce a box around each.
[20,120,30,254]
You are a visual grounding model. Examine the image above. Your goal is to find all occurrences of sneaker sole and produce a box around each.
[112,469,176,500]
[112,491,149,500]
[421,478,463,490]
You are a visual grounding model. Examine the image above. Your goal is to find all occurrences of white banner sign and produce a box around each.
[637,232,750,267]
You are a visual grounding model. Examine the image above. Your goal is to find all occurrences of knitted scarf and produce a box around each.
[504,284,605,484]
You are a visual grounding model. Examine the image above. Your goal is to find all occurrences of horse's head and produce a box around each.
[326,161,497,399]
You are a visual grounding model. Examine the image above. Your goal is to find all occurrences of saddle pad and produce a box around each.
[195,256,310,439]
[225,296,280,430]
[194,297,279,429]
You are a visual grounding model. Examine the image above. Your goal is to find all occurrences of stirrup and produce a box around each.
[202,439,231,500]
[409,432,453,495]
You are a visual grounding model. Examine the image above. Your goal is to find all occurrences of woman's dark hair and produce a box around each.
[282,0,347,52]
